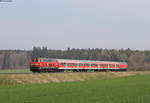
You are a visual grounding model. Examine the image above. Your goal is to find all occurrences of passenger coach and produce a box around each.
[30,58,128,72]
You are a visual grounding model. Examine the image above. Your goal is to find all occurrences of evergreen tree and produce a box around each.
[2,53,10,69]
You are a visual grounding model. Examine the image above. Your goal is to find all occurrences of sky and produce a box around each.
[0,0,150,50]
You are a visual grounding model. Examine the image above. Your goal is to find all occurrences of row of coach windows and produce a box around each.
[91,64,98,66]
[100,64,107,67]
[61,63,77,66]
[109,64,115,67]
[68,63,77,66]
[60,63,119,67]
[79,63,89,66]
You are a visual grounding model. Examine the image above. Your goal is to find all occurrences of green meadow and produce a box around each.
[0,72,150,103]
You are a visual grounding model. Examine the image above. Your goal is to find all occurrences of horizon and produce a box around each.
[0,47,149,51]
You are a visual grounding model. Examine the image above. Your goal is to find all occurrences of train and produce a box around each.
[30,58,128,72]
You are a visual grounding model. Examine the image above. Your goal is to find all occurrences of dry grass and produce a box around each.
[0,71,150,85]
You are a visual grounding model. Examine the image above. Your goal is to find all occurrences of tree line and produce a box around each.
[1,47,150,71]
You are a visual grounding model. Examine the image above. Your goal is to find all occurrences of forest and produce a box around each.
[0,46,150,71]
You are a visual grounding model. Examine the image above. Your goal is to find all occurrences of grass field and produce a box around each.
[0,72,150,103]
[0,69,31,73]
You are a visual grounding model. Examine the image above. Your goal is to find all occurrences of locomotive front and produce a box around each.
[30,58,58,72]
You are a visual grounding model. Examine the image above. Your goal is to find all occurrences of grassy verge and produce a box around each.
[0,72,143,85]
[0,69,31,73]
[0,74,150,103]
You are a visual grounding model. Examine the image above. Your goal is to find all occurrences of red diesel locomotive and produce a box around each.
[30,58,128,72]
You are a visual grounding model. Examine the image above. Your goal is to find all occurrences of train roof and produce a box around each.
[37,58,127,64]
[56,59,126,64]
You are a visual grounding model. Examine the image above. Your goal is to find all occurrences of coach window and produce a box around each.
[116,64,119,68]
[91,64,94,66]
[69,63,71,66]
[72,63,74,66]
[111,64,115,67]
[68,63,71,66]
[70,63,72,66]
[84,63,89,66]
[109,64,113,67]
[66,63,69,66]
[71,63,73,66]
[68,63,75,66]
[71,63,74,66]
[79,64,81,66]
[99,64,103,67]
[79,63,83,66]
[91,64,96,66]
[74,63,77,66]
[102,64,104,67]
[49,64,52,66]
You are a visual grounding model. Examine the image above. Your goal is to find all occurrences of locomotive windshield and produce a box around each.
[31,58,56,62]
[40,58,57,62]
[32,59,39,62]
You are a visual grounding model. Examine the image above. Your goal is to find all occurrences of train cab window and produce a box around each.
[41,59,50,62]
[60,63,66,66]
[39,58,57,62]
[32,59,39,62]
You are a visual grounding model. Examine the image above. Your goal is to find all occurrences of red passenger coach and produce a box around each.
[30,58,128,72]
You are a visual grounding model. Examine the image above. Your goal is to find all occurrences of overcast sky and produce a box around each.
[0,0,150,50]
